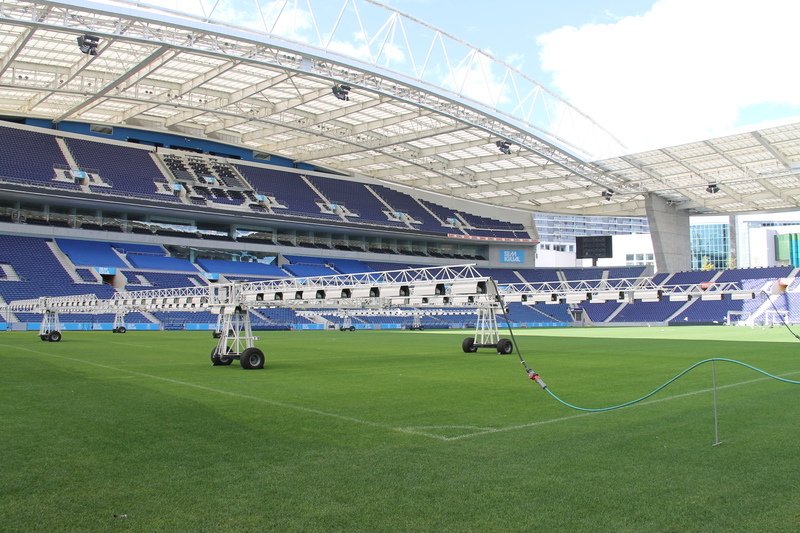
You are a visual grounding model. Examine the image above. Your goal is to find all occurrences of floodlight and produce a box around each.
[350,287,378,298]
[594,291,625,302]
[730,291,755,300]
[706,184,720,193]
[525,293,552,303]
[495,140,512,155]
[700,293,724,301]
[668,293,691,302]
[77,34,99,55]
[382,285,410,297]
[332,84,350,101]
[633,289,662,301]
[411,282,445,297]
[564,293,590,304]
[451,280,487,295]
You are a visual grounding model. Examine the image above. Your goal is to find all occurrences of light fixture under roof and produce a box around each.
[495,140,512,155]
[76,34,99,56]
[331,84,351,101]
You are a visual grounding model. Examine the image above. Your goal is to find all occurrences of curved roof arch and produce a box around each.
[0,0,799,217]
[95,0,627,158]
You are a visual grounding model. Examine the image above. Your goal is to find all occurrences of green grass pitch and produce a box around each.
[2,326,800,532]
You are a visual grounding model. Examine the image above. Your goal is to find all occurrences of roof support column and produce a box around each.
[645,193,691,273]
[728,215,737,268]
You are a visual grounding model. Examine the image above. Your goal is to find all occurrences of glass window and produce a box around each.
[690,223,730,269]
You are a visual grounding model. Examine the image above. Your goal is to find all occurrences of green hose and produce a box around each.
[542,358,800,412]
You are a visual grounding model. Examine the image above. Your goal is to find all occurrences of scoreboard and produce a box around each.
[576,235,613,259]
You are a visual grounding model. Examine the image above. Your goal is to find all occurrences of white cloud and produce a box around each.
[538,0,800,152]
[215,0,315,40]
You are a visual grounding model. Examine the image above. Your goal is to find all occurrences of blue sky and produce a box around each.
[382,0,800,151]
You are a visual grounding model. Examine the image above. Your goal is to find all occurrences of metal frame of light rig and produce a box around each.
[2,266,758,368]
[2,265,516,367]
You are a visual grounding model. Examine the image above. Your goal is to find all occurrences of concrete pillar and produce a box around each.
[645,193,691,273]
[528,214,541,267]
[728,215,737,268]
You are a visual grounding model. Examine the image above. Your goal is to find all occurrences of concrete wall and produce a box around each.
[535,246,577,267]
[645,193,691,272]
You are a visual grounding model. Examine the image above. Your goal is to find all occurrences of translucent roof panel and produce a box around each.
[0,0,799,216]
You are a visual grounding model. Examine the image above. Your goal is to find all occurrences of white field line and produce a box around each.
[0,344,400,433]
[431,371,800,441]
[2,343,797,442]
[114,362,199,367]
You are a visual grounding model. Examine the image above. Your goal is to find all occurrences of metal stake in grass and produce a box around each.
[712,360,722,447]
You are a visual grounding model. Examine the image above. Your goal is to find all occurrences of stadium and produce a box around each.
[2,1,800,531]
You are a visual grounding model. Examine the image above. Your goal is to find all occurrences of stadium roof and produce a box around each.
[1,0,799,217]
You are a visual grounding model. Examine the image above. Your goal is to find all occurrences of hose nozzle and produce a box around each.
[529,372,547,389]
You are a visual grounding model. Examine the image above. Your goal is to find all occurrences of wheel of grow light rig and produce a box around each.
[240,347,265,370]
[47,330,62,342]
[462,337,477,353]
[211,346,232,366]
[496,338,513,355]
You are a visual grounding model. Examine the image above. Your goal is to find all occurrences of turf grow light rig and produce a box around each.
[2,264,757,368]
[2,265,515,366]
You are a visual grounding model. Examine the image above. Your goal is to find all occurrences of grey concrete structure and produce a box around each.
[645,194,691,272]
